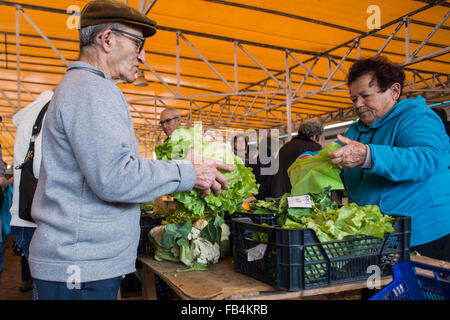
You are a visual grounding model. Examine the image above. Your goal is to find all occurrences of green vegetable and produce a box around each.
[155,125,259,220]
[160,219,192,249]
[149,217,231,268]
[309,186,338,212]
[154,247,180,263]
[160,220,193,266]
[293,202,395,243]
[200,215,224,245]
[140,201,154,213]
[252,224,270,243]
[288,142,344,195]
[177,262,208,272]
[244,186,395,244]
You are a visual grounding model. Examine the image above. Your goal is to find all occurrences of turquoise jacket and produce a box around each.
[342,96,450,247]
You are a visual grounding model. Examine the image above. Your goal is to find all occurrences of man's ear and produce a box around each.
[98,29,114,53]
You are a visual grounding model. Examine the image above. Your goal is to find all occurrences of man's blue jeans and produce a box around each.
[34,276,122,300]
[11,226,35,259]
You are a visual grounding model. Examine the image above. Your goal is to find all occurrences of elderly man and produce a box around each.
[28,0,234,300]
[159,107,182,139]
[271,118,323,198]
[328,57,450,261]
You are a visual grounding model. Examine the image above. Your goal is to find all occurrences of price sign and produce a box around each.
[287,195,312,208]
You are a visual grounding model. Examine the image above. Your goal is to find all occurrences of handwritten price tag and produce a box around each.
[246,244,267,262]
[287,195,312,208]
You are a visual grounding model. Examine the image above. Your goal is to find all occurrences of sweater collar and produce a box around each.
[67,61,111,80]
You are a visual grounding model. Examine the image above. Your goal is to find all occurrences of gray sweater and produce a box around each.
[29,62,196,283]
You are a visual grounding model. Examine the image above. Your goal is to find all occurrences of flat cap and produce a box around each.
[80,0,157,38]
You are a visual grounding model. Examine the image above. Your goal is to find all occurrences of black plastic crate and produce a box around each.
[234,212,277,225]
[232,215,411,291]
[226,212,276,257]
[138,215,164,257]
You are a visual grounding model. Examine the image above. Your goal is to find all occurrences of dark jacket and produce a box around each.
[248,156,274,200]
[270,135,321,198]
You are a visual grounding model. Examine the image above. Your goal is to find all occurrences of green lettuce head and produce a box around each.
[155,125,259,219]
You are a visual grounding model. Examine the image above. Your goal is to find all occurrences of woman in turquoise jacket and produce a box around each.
[328,57,450,261]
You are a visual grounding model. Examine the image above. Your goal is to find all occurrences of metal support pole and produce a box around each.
[322,41,356,90]
[357,38,361,59]
[410,11,449,59]
[176,31,181,95]
[0,122,16,158]
[179,33,235,92]
[154,96,157,125]
[19,7,69,67]
[234,41,239,92]
[142,61,178,96]
[16,6,20,110]
[404,16,410,61]
[403,46,450,66]
[237,43,286,90]
[288,51,323,86]
[285,50,292,142]
[376,20,404,57]
[0,87,16,111]
[145,0,158,14]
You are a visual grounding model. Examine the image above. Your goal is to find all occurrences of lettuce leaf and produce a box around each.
[296,203,395,242]
[155,125,259,219]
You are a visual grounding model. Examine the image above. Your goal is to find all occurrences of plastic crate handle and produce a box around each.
[232,218,275,254]
[409,261,450,278]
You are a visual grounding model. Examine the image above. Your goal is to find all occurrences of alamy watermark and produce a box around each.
[367,5,381,30]
[66,5,80,30]
[366,265,381,289]
[66,265,81,290]
[173,126,280,176]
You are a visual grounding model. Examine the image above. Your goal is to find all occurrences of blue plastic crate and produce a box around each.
[370,260,450,300]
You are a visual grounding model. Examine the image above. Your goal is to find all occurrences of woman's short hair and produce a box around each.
[347,56,405,98]
[297,118,323,138]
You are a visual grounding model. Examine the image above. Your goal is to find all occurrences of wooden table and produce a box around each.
[138,255,449,300]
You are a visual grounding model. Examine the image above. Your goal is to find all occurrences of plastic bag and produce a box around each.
[288,142,344,195]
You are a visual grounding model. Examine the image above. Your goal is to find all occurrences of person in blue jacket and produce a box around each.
[328,56,450,262]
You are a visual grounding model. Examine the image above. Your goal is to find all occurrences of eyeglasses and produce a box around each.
[160,116,179,126]
[110,28,145,53]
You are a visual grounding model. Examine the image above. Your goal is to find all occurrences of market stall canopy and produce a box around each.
[0,0,449,163]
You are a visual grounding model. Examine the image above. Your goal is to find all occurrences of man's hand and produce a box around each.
[328,134,367,169]
[185,148,235,197]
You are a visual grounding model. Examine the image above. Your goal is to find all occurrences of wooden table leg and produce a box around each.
[142,262,157,300]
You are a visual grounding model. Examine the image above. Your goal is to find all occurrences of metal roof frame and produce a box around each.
[0,0,448,162]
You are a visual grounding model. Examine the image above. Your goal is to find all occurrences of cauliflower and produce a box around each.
[148,217,228,268]
[148,225,165,246]
[221,223,230,241]
[191,238,220,265]
[220,223,231,258]
[193,217,209,231]
[170,244,180,257]
[148,225,180,262]
[188,226,201,240]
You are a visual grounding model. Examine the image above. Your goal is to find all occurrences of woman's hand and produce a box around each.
[328,134,367,169]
